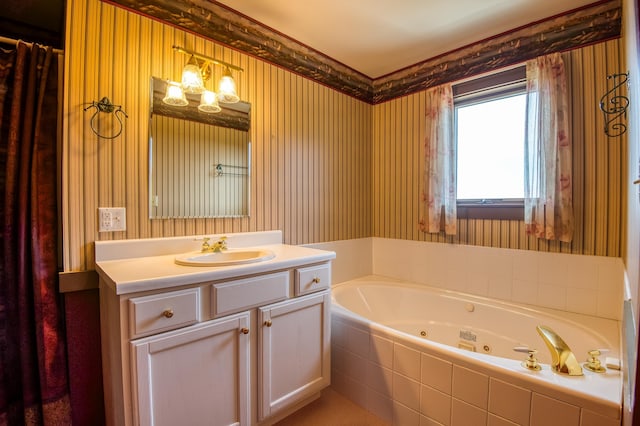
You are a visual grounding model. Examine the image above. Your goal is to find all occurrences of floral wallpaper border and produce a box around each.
[103,0,621,104]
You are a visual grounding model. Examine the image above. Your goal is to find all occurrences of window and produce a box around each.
[453,67,526,219]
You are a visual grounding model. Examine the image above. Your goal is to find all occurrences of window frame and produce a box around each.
[453,66,527,220]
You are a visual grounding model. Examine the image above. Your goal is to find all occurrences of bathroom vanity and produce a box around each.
[95,231,335,426]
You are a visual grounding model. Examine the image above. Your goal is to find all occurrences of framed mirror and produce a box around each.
[149,77,251,218]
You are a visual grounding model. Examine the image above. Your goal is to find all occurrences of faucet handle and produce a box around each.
[584,349,609,373]
[197,237,211,251]
[217,236,228,250]
[513,346,541,371]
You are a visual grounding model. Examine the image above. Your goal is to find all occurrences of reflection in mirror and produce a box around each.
[149,77,250,218]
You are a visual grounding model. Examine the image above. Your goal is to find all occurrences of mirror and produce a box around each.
[149,77,250,218]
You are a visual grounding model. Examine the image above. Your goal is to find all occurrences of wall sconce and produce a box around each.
[163,81,188,106]
[164,45,243,113]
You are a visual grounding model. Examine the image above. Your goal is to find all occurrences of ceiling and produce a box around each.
[216,0,597,78]
[1,0,65,48]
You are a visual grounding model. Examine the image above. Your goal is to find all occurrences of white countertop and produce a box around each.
[96,243,335,295]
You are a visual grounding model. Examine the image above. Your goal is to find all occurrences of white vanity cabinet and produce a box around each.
[258,291,330,421]
[97,237,333,426]
[131,312,251,426]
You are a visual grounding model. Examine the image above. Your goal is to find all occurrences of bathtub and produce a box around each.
[330,276,622,426]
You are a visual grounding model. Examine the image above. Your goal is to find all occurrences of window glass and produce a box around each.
[456,93,526,201]
[453,66,526,214]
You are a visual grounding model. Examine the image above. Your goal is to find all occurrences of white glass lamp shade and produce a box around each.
[162,81,188,106]
[181,57,205,94]
[218,68,240,103]
[198,90,222,113]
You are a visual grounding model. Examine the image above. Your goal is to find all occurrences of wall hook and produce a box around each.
[599,73,629,138]
[84,97,128,139]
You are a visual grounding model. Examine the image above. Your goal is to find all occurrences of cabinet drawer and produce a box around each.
[295,263,331,295]
[212,271,289,317]
[129,288,200,339]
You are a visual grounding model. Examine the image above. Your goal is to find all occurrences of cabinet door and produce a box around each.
[258,291,331,420]
[131,312,251,426]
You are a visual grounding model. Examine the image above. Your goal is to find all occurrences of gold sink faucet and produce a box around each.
[201,236,228,253]
[536,325,583,376]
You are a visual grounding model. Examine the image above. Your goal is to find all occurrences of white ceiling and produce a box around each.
[216,0,596,78]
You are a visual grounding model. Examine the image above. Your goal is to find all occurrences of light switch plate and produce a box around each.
[98,207,126,232]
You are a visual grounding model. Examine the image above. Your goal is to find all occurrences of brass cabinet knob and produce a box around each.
[312,277,321,284]
[162,309,174,318]
[264,320,272,327]
[240,327,249,335]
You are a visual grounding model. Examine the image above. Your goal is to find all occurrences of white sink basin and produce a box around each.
[175,249,275,267]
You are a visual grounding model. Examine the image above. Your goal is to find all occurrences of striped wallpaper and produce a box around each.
[372,39,627,257]
[62,0,625,272]
[62,0,372,270]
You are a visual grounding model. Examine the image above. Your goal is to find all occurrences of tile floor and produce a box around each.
[275,388,389,426]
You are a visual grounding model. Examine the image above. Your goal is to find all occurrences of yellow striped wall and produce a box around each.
[62,0,372,270]
[63,0,626,272]
[372,39,627,257]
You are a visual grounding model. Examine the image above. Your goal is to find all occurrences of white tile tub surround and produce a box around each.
[331,314,622,426]
[305,238,373,285]
[371,238,624,320]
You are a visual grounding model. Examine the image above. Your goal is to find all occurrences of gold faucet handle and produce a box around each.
[513,346,541,371]
[215,236,228,251]
[200,237,211,251]
[584,349,609,373]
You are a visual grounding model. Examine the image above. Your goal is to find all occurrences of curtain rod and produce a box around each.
[0,35,64,55]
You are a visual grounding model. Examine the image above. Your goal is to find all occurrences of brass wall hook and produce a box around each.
[84,97,128,139]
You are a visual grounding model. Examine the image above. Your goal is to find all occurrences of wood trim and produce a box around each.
[59,270,99,292]
[457,205,524,221]
[151,77,251,131]
[101,0,621,104]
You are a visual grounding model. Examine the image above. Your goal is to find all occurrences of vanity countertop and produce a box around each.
[96,243,335,295]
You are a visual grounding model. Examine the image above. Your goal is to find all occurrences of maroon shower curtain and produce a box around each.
[0,42,71,425]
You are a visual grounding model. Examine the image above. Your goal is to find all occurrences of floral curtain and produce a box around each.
[524,53,573,242]
[0,42,71,425]
[419,84,457,235]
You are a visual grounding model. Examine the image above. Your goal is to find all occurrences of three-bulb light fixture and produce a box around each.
[163,45,243,113]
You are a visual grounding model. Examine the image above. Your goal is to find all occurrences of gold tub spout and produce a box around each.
[536,325,583,376]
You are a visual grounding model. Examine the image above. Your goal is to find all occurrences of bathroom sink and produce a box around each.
[175,249,275,267]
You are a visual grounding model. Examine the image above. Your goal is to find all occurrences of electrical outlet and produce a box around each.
[98,207,126,232]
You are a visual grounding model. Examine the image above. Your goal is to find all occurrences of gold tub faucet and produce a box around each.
[536,325,584,376]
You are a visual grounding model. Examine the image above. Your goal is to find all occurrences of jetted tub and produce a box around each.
[330,276,622,426]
